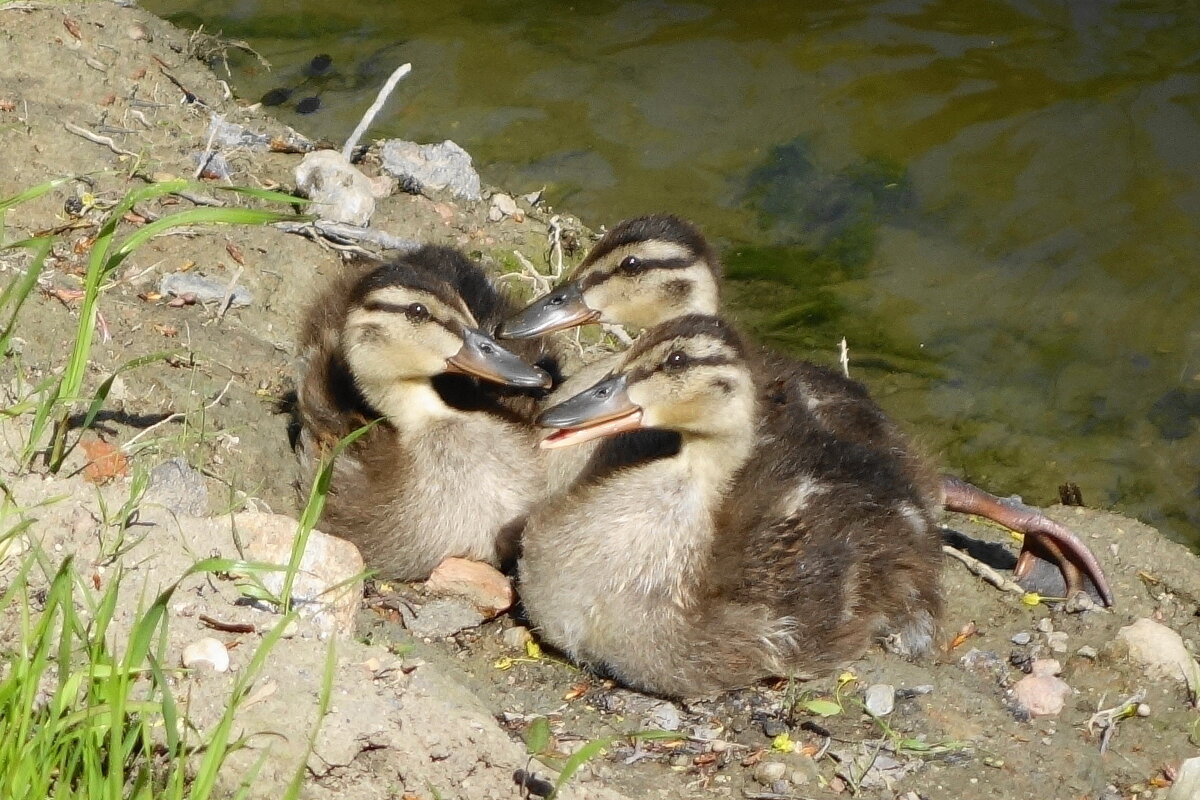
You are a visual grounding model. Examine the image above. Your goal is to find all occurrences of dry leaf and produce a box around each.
[153,323,178,337]
[949,620,978,650]
[138,291,162,302]
[82,439,128,484]
[122,212,146,225]
[99,93,117,107]
[225,242,245,265]
[131,67,147,80]
[0,99,16,113]
[63,17,82,40]
[562,682,589,701]
[43,287,85,305]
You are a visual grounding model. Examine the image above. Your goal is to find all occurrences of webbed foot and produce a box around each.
[940,475,1113,607]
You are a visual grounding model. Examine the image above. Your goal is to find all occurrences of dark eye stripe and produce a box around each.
[360,300,456,333]
[625,353,734,384]
[580,257,695,290]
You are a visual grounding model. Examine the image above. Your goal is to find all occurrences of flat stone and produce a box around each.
[235,512,364,637]
[379,139,482,202]
[1011,632,1032,645]
[425,557,513,618]
[294,149,376,226]
[1046,631,1069,653]
[1116,618,1197,685]
[401,597,485,639]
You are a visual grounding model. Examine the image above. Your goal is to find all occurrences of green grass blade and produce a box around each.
[283,420,377,612]
[215,185,312,206]
[112,207,307,268]
[0,176,72,215]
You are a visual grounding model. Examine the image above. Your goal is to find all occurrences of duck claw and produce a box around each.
[940,475,1113,607]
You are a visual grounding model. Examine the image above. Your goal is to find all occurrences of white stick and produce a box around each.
[342,63,412,160]
[838,336,850,378]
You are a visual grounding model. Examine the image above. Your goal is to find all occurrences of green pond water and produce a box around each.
[147,0,1200,550]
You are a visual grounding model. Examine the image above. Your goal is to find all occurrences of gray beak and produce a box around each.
[497,282,599,339]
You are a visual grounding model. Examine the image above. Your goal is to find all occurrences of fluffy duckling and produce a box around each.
[520,315,942,697]
[500,215,1112,605]
[295,246,551,580]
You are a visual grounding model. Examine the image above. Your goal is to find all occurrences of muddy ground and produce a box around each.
[0,3,1197,799]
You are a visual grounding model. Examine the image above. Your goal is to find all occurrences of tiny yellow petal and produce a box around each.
[1021,592,1042,606]
[525,640,542,659]
[771,732,793,752]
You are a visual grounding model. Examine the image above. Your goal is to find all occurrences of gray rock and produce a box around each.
[1011,631,1032,645]
[753,760,787,785]
[294,149,376,226]
[645,701,682,731]
[1167,757,1200,800]
[1036,617,1054,633]
[864,683,895,717]
[1076,645,1099,660]
[144,457,207,516]
[401,597,485,639]
[207,115,271,150]
[159,272,252,307]
[380,139,482,201]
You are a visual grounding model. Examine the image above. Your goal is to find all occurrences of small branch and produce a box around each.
[941,544,1026,597]
[838,337,850,378]
[274,219,420,253]
[64,122,137,158]
[122,378,233,452]
[216,265,243,322]
[342,62,412,160]
[194,113,223,180]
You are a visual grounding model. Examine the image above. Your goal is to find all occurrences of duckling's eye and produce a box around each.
[548,293,566,306]
[617,255,642,273]
[406,303,429,322]
[665,350,689,371]
[479,341,496,355]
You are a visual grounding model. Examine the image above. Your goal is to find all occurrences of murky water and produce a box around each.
[146,0,1200,550]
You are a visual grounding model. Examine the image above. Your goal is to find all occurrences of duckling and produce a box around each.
[295,246,552,580]
[520,315,943,697]
[499,215,1112,606]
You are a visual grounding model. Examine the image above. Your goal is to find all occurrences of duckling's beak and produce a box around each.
[537,374,643,449]
[497,282,599,339]
[446,327,552,388]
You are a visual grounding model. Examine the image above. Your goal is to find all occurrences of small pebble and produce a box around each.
[1011,632,1032,645]
[502,625,532,650]
[896,684,934,698]
[182,637,230,672]
[127,22,151,42]
[1076,645,1099,660]
[753,760,787,785]
[1136,703,1151,717]
[1047,631,1069,653]
[1013,658,1071,717]
[1037,617,1054,633]
[864,683,895,717]
[759,717,788,737]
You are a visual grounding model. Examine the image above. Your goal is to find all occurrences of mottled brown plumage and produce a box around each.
[503,215,1112,604]
[294,246,552,580]
[520,316,942,697]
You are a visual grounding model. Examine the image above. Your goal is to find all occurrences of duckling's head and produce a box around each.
[538,315,754,449]
[342,261,550,398]
[499,215,721,338]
